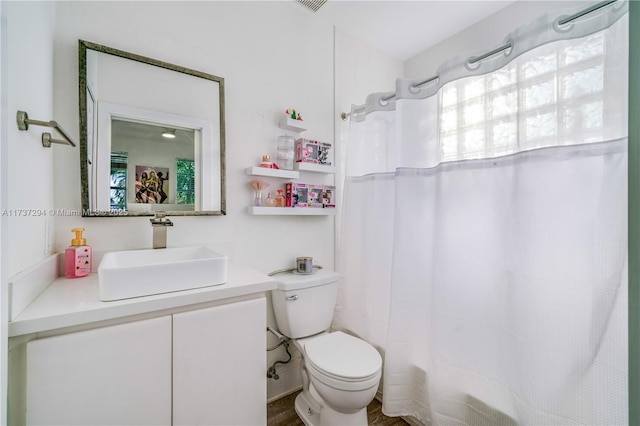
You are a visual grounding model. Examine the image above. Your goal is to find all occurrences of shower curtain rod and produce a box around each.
[340,0,619,121]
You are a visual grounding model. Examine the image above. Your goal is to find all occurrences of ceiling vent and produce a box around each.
[296,0,327,13]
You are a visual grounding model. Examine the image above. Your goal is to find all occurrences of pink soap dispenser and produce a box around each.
[65,228,92,278]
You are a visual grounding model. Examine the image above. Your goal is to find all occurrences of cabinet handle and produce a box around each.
[285,295,298,301]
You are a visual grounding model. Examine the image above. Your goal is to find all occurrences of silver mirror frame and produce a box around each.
[78,40,226,217]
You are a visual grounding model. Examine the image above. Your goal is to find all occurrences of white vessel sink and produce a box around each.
[98,246,228,301]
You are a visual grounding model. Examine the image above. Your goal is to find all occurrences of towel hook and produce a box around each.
[16,110,76,148]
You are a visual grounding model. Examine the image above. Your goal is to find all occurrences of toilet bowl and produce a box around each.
[302,331,381,410]
[271,270,382,425]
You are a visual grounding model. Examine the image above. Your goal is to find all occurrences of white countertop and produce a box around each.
[9,261,276,337]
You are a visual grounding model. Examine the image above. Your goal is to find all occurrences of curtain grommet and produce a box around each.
[465,58,481,71]
[553,16,575,33]
[408,84,421,95]
[503,39,514,58]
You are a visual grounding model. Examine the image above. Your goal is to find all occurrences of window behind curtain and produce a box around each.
[176,159,195,205]
[110,152,128,210]
[439,32,607,162]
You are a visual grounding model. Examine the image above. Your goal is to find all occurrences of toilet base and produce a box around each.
[294,389,368,426]
[295,391,320,426]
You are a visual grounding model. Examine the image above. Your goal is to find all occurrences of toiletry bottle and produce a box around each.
[65,228,92,278]
[275,189,286,207]
[254,192,263,206]
[264,192,276,207]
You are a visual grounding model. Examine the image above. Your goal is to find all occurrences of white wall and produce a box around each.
[405,0,593,80]
[5,2,56,278]
[335,29,403,113]
[53,1,334,264]
[333,28,403,247]
[3,1,57,421]
[335,27,403,141]
[52,0,337,401]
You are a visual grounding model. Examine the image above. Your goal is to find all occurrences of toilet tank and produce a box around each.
[271,270,339,338]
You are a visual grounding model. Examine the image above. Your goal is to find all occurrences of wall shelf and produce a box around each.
[245,156,336,216]
[294,163,336,174]
[244,167,299,179]
[279,117,308,133]
[245,164,335,177]
[246,207,336,216]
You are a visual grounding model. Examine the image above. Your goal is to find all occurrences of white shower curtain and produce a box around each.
[334,3,628,425]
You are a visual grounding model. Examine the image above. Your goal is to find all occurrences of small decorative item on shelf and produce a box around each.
[322,185,336,208]
[285,108,303,121]
[276,135,295,170]
[260,155,279,169]
[285,182,308,207]
[275,189,286,207]
[279,110,308,133]
[308,185,323,208]
[285,182,325,208]
[249,180,269,206]
[264,192,276,207]
[295,138,332,166]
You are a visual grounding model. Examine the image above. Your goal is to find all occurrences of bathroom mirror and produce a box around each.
[79,40,226,216]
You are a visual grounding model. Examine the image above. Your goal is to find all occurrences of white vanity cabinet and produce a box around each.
[173,297,266,425]
[14,295,269,426]
[26,316,172,425]
[9,263,275,426]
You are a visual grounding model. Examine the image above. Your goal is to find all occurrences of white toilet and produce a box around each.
[271,269,382,426]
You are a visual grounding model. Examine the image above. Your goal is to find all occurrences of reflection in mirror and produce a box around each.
[94,102,217,214]
[109,119,196,213]
[79,40,226,216]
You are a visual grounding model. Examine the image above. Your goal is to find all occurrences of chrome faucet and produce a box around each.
[150,211,173,249]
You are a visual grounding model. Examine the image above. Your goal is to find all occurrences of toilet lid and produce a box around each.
[304,332,382,380]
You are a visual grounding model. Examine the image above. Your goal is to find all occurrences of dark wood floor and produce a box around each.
[267,390,409,426]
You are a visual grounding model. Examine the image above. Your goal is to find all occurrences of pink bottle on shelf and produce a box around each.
[65,228,92,278]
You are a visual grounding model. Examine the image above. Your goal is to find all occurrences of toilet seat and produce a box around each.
[306,360,381,392]
[303,331,382,390]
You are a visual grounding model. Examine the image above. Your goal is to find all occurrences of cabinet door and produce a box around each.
[173,297,267,425]
[26,316,172,425]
